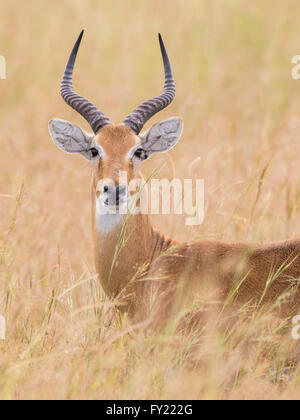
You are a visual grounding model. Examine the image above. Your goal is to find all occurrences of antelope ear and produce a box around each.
[141,117,183,154]
[48,118,94,159]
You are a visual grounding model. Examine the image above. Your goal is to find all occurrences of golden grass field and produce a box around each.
[1,0,300,400]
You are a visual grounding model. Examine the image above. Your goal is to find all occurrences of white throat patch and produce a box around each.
[95,198,126,235]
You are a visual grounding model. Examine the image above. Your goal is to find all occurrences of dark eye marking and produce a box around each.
[90,147,99,158]
[134,148,148,160]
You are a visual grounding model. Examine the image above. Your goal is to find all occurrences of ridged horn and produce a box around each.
[61,30,111,134]
[123,34,175,135]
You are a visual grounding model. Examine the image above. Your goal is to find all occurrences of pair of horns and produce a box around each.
[61,30,175,135]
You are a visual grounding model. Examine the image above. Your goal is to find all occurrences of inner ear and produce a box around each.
[141,117,183,155]
[49,119,94,157]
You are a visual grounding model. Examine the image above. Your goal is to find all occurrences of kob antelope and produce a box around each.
[49,31,300,325]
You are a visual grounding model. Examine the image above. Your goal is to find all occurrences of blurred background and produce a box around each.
[1,0,300,399]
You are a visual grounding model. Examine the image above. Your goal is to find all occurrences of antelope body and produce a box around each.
[49,31,300,325]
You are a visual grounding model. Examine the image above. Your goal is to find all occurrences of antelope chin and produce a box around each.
[95,198,127,235]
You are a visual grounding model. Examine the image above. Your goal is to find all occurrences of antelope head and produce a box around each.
[49,31,183,214]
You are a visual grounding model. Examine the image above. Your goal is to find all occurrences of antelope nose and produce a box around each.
[115,185,127,204]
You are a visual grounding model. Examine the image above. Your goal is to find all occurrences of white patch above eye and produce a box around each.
[90,144,105,162]
[93,135,106,157]
[127,136,143,160]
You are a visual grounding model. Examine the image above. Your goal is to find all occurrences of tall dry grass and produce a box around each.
[1,0,300,399]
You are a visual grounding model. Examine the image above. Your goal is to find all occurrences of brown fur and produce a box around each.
[95,124,136,186]
[92,125,300,325]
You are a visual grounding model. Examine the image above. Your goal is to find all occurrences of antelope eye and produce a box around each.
[134,148,148,160]
[90,148,99,158]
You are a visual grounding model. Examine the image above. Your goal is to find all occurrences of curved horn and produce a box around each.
[61,30,111,134]
[123,34,175,135]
